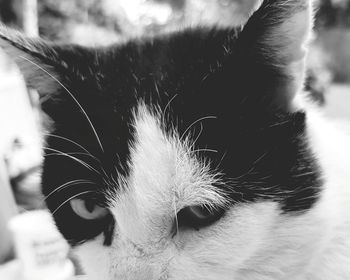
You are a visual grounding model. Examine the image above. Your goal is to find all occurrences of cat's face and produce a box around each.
[0,1,325,279]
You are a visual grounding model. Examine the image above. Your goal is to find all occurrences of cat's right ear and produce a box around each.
[0,26,66,95]
[236,0,314,111]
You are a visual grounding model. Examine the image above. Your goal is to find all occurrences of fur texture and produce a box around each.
[1,0,350,279]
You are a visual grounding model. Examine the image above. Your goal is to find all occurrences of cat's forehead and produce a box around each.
[113,103,226,209]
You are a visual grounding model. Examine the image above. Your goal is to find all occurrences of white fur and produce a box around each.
[70,2,350,279]
[2,0,349,278]
[73,103,350,280]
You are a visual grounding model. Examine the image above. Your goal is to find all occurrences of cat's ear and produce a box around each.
[238,0,314,110]
[0,26,66,94]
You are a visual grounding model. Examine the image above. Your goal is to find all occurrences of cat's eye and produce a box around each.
[176,205,225,231]
[70,198,109,220]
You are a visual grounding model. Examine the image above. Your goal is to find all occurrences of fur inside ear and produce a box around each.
[258,1,312,63]
[0,25,64,94]
[239,0,314,110]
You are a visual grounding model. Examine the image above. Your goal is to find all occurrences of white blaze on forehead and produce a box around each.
[111,104,226,242]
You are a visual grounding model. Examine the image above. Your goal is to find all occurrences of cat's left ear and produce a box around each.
[238,0,314,110]
[0,26,67,95]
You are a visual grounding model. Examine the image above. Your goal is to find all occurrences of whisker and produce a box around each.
[46,151,99,162]
[44,151,110,181]
[191,123,203,148]
[110,173,119,186]
[43,147,103,177]
[172,192,179,237]
[19,56,105,153]
[229,166,256,181]
[42,133,93,156]
[252,151,268,165]
[180,116,217,141]
[215,150,227,170]
[162,94,178,125]
[43,179,97,202]
[191,149,219,154]
[52,190,96,215]
[293,171,316,178]
[102,177,114,188]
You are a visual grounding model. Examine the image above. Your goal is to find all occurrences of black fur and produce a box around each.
[0,0,321,245]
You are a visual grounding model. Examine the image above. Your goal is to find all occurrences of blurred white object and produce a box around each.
[118,0,173,26]
[0,53,42,175]
[22,0,39,37]
[0,260,21,280]
[0,159,18,263]
[0,260,80,280]
[184,0,262,27]
[7,210,74,280]
[102,0,262,36]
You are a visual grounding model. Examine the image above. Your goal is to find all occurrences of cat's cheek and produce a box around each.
[169,202,280,279]
[70,202,280,280]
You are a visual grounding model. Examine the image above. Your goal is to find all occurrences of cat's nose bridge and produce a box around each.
[122,234,173,257]
[112,191,176,244]
[110,229,175,279]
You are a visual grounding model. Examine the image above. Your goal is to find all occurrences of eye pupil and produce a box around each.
[85,200,96,213]
[176,205,225,231]
[190,206,213,219]
[70,198,109,220]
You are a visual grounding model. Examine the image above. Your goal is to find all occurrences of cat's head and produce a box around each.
[0,1,324,279]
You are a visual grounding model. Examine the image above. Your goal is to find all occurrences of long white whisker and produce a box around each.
[44,147,103,177]
[46,151,98,162]
[44,151,110,180]
[20,56,105,153]
[52,190,95,215]
[191,149,218,154]
[42,133,93,156]
[43,179,96,202]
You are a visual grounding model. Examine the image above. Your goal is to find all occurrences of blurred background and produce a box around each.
[0,0,349,265]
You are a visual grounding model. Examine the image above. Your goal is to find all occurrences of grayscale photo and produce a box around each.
[0,0,350,279]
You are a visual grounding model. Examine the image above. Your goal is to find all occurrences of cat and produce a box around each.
[1,0,350,279]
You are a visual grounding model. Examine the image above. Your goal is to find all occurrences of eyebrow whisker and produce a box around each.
[42,133,94,156]
[43,179,98,202]
[52,190,96,215]
[43,147,104,177]
[180,116,217,141]
[19,55,105,153]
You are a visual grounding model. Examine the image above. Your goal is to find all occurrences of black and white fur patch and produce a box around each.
[2,1,350,279]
